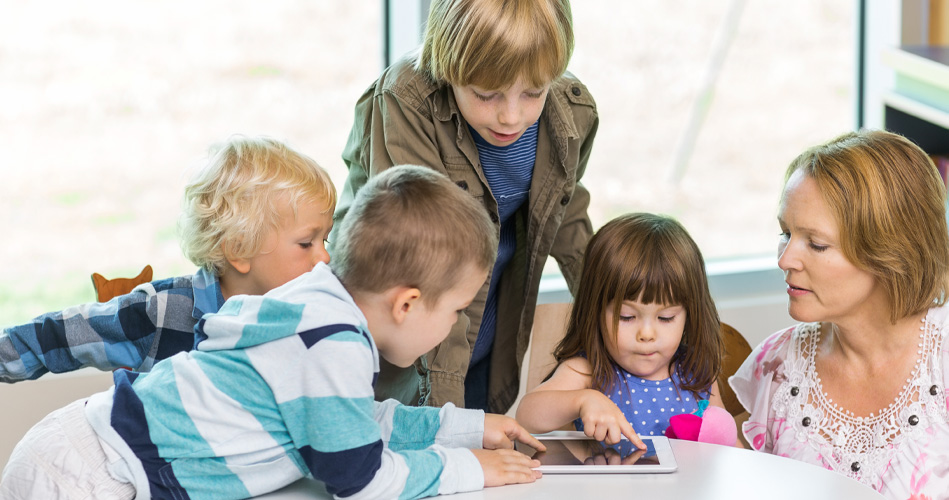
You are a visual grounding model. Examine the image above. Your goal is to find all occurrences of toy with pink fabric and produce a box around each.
[665,400,737,446]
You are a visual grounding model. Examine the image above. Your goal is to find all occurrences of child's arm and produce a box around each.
[707,380,744,448]
[516,357,645,448]
[547,93,597,292]
[708,380,726,410]
[280,325,538,499]
[0,282,184,382]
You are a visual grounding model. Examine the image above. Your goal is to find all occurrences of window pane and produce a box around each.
[569,1,855,261]
[0,1,380,324]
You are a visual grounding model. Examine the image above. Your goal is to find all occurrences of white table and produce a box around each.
[258,439,884,499]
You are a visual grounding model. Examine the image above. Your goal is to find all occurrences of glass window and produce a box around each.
[0,1,381,324]
[569,1,856,262]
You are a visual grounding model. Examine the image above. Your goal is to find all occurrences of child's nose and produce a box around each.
[315,246,331,265]
[497,99,519,126]
[637,324,656,342]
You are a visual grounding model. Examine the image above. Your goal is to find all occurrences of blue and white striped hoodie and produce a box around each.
[84,262,485,499]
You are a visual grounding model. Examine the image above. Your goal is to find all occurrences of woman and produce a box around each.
[730,129,949,498]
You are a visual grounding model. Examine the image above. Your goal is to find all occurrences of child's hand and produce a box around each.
[471,448,542,487]
[483,414,547,452]
[577,390,646,449]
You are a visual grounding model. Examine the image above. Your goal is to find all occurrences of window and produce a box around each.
[568,2,856,261]
[0,1,381,325]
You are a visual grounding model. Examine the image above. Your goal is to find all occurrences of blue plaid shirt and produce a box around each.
[0,268,223,382]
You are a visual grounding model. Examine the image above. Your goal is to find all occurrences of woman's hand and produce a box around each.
[483,414,547,452]
[577,390,645,448]
[471,448,542,487]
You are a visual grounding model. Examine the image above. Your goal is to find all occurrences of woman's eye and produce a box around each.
[809,242,829,252]
[778,231,790,242]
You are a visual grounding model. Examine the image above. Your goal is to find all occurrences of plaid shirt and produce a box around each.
[0,268,223,382]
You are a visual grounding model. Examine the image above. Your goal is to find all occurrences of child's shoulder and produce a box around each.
[552,72,596,108]
[374,55,440,105]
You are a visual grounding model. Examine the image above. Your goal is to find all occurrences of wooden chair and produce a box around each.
[524,302,753,417]
[718,322,752,416]
[91,265,153,302]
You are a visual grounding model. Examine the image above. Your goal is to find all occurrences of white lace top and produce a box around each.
[730,304,949,499]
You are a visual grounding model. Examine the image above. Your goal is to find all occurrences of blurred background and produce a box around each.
[0,1,854,325]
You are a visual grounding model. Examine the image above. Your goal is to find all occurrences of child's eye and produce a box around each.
[659,316,676,323]
[299,242,313,249]
[474,91,495,102]
[619,315,635,322]
[525,91,544,99]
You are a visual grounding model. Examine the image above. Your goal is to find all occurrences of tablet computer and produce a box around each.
[514,431,678,474]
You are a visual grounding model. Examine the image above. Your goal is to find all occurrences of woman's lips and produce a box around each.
[786,283,810,296]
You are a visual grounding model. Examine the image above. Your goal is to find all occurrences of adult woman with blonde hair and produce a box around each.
[730,129,949,498]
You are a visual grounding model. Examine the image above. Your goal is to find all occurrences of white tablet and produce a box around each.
[514,431,678,474]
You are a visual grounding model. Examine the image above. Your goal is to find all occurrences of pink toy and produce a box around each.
[664,400,737,446]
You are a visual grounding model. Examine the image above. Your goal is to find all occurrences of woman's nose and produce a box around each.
[777,239,798,272]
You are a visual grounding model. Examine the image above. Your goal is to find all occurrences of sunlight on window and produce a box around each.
[569,1,854,261]
[0,1,380,324]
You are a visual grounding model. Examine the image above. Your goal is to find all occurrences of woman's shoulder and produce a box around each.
[750,323,812,361]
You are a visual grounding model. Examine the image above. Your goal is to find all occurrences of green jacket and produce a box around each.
[335,55,597,413]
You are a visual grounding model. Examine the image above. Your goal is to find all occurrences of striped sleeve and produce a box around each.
[263,325,483,499]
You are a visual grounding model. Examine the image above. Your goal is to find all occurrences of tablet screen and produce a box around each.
[516,436,658,467]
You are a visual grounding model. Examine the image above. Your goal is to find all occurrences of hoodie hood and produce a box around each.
[194,263,366,352]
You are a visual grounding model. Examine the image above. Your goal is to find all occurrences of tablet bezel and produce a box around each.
[517,431,678,474]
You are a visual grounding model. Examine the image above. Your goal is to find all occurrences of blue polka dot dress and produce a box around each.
[574,364,709,437]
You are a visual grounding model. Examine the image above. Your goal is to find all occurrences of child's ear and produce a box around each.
[222,242,251,275]
[391,287,422,324]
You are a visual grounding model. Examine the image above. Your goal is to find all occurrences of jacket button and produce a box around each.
[456,180,469,191]
[571,86,581,96]
[560,195,570,205]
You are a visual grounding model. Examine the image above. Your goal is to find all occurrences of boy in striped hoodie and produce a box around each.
[0,165,544,499]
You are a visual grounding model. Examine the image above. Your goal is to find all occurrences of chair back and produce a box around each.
[718,322,752,416]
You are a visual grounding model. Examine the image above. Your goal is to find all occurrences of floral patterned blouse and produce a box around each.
[729,305,949,499]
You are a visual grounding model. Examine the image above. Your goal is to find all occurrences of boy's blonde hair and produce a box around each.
[331,165,497,305]
[418,0,574,90]
[554,213,723,396]
[784,129,949,322]
[178,135,336,276]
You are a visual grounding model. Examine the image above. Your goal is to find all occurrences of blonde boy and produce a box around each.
[338,0,596,412]
[0,135,335,382]
[1,166,543,499]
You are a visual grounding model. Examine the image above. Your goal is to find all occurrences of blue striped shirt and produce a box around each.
[469,121,538,368]
[84,263,485,499]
